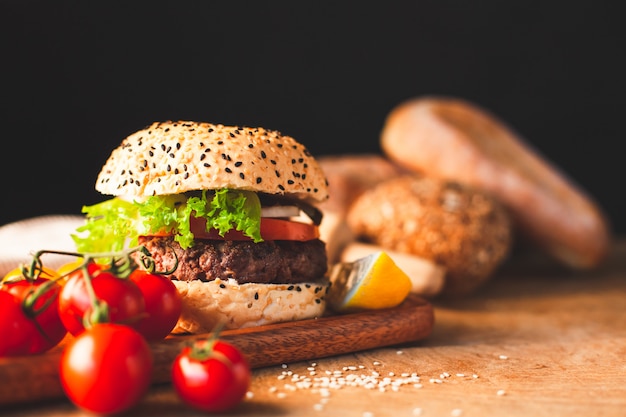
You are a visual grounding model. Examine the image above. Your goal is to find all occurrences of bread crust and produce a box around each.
[381,96,611,269]
[96,121,329,203]
[347,175,512,296]
[171,278,330,333]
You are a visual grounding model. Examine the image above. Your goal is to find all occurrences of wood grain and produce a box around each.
[0,295,433,406]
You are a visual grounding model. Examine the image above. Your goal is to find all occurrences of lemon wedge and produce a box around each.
[327,251,412,313]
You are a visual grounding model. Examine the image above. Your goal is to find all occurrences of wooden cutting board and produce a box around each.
[0,294,433,406]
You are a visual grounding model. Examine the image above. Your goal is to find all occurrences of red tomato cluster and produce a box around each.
[0,256,251,415]
[57,263,182,341]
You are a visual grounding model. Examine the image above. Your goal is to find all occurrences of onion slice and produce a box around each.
[260,205,301,218]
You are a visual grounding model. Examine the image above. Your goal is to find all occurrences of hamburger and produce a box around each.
[73,121,331,333]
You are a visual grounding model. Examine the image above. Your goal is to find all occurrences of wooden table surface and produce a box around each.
[5,239,626,417]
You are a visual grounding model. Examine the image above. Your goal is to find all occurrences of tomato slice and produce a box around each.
[258,218,319,241]
[145,217,319,242]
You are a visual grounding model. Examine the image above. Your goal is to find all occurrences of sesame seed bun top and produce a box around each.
[95,121,330,202]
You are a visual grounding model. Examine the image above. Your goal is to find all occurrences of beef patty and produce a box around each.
[138,236,328,285]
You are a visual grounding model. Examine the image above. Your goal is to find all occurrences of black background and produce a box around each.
[1,2,624,234]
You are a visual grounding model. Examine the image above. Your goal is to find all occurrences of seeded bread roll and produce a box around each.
[380,96,611,269]
[96,121,329,203]
[172,278,330,333]
[346,175,513,296]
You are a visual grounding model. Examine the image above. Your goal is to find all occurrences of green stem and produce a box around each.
[17,244,180,327]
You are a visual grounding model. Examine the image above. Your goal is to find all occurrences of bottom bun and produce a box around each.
[171,277,331,334]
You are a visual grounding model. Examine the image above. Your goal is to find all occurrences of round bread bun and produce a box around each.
[95,121,329,203]
[346,175,513,296]
[171,278,330,333]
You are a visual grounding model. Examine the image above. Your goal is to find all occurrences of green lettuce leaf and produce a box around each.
[72,189,263,253]
[71,197,140,253]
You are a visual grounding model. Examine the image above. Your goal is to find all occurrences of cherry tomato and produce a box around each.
[60,323,153,414]
[129,269,182,341]
[0,291,44,357]
[0,277,66,355]
[149,217,319,241]
[2,265,59,284]
[58,268,145,335]
[172,339,251,412]
[55,258,90,284]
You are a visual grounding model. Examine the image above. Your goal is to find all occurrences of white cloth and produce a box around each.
[0,215,85,277]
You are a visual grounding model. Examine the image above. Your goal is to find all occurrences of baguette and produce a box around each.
[380,96,611,269]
